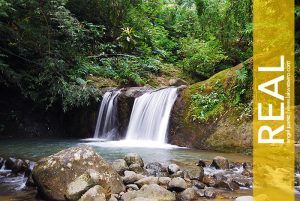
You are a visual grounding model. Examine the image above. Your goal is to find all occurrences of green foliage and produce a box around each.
[1,0,254,112]
[178,37,227,79]
[191,80,226,121]
[0,0,105,110]
[194,0,252,64]
[234,62,252,103]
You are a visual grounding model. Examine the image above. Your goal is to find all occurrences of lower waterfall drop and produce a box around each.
[125,87,178,143]
[93,90,120,139]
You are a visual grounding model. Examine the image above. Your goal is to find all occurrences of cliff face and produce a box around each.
[169,62,253,153]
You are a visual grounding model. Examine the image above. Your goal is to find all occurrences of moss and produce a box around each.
[87,75,118,88]
[169,58,253,153]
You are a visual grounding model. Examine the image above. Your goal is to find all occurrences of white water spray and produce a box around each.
[125,87,178,143]
[93,90,120,139]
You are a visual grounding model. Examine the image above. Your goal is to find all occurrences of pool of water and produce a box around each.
[0,138,252,163]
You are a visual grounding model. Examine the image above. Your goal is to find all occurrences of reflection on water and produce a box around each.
[0,138,251,163]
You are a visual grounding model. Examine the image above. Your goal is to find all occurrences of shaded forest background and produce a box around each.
[0,0,299,138]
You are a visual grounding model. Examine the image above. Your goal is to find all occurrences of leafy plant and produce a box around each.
[178,37,227,79]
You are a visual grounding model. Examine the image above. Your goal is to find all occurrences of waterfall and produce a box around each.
[125,87,178,143]
[93,90,120,139]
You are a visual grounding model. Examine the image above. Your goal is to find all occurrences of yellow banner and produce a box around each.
[253,0,295,201]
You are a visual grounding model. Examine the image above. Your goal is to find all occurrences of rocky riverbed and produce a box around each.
[1,145,299,201]
[0,145,255,201]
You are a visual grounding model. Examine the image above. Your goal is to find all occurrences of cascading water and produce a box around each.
[93,90,120,139]
[125,87,178,143]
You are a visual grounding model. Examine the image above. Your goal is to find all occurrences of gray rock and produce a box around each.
[204,188,216,199]
[232,178,252,188]
[168,79,188,86]
[5,158,29,174]
[32,146,125,201]
[171,170,184,178]
[202,176,217,187]
[146,162,165,177]
[135,176,159,187]
[121,184,176,201]
[78,185,106,201]
[124,153,144,167]
[213,173,227,182]
[241,169,253,177]
[168,177,187,192]
[179,188,197,200]
[129,163,144,174]
[109,196,119,201]
[112,159,128,175]
[126,184,140,191]
[158,177,171,186]
[167,164,180,174]
[186,167,204,181]
[211,156,229,170]
[191,180,206,189]
[195,189,205,197]
[235,196,253,201]
[215,180,239,191]
[123,171,145,184]
[65,173,94,201]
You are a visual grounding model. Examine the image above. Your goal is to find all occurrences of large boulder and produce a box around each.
[32,146,125,201]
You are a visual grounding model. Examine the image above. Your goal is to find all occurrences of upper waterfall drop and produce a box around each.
[125,87,178,143]
[93,90,120,139]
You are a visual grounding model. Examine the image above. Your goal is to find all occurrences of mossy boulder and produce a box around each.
[32,146,125,201]
[169,59,253,152]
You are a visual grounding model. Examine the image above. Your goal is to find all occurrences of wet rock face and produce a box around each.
[32,146,125,201]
